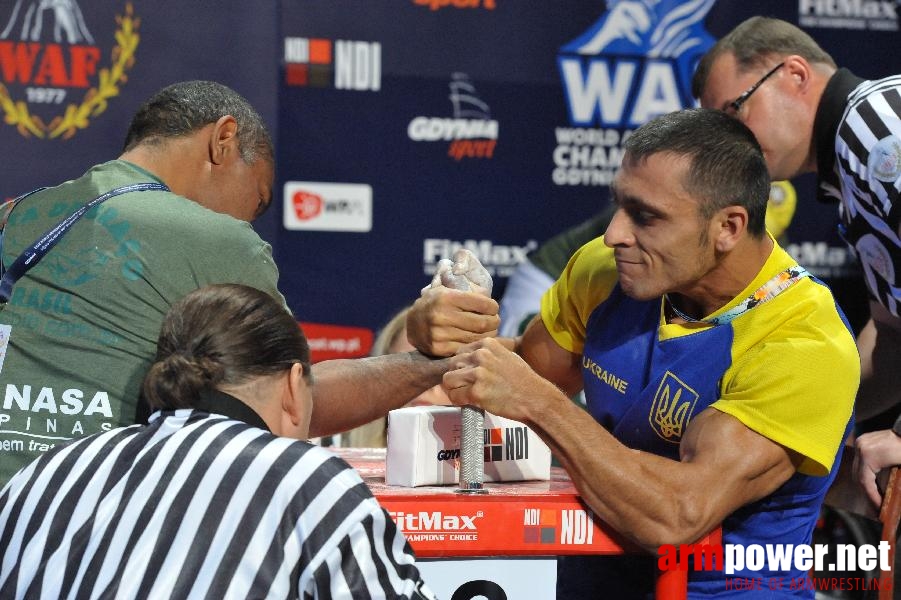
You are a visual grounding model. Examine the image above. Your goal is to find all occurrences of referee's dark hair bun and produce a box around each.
[142,354,225,409]
[140,284,311,412]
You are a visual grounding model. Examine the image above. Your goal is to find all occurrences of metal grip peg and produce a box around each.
[457,404,487,494]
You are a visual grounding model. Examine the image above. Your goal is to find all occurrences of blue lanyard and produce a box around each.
[665,266,812,326]
[0,182,169,303]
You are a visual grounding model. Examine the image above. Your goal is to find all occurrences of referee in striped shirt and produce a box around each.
[0,284,436,600]
[693,17,901,507]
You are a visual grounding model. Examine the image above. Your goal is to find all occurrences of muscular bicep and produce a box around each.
[516,315,583,396]
[679,408,800,533]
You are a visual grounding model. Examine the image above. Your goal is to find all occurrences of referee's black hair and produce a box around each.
[142,284,310,411]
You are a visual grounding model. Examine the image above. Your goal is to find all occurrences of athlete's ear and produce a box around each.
[713,206,748,252]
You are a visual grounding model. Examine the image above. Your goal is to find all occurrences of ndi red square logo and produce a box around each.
[283,36,380,91]
[283,38,332,88]
[483,427,503,462]
[482,425,531,463]
[523,508,556,544]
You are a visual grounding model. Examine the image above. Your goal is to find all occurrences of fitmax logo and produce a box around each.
[800,0,897,18]
[412,0,496,9]
[798,0,899,30]
[390,510,483,532]
[423,238,538,279]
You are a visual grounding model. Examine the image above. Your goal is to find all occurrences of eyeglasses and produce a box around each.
[727,62,785,116]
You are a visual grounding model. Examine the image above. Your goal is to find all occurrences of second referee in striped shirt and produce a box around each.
[0,284,437,599]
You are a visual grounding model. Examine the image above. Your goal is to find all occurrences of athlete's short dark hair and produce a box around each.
[623,108,770,237]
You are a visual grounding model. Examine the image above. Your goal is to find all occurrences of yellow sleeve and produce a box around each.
[539,236,619,355]
[712,281,859,476]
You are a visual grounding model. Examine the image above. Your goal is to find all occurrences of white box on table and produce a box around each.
[385,405,551,487]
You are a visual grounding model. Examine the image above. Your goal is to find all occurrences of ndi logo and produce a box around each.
[523,508,557,544]
[283,37,381,90]
[483,426,529,462]
[554,0,716,186]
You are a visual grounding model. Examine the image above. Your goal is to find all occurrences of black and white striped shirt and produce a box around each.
[816,68,901,315]
[0,390,436,600]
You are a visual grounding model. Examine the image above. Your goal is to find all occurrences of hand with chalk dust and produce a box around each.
[423,249,493,494]
[408,248,498,358]
[422,249,493,297]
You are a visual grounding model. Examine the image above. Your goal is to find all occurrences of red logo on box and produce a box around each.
[292,190,323,220]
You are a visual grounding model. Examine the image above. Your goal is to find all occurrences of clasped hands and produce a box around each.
[407,250,542,421]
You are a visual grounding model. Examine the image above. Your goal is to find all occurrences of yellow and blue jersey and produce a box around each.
[541,236,859,596]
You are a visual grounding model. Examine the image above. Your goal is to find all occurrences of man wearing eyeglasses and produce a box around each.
[410,108,858,598]
[692,16,901,510]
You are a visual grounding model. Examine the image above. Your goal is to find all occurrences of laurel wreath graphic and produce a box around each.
[0,2,140,139]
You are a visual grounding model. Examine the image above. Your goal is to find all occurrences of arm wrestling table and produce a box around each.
[337,447,720,599]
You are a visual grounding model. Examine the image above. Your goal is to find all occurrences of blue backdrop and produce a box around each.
[2,0,896,360]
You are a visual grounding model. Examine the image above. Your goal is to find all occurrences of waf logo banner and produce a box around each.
[0,1,140,139]
[553,0,715,186]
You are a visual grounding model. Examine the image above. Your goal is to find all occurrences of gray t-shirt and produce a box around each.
[0,160,284,483]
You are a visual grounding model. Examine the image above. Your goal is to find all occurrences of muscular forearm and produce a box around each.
[309,352,450,437]
[443,338,794,549]
[525,397,716,550]
[523,396,796,551]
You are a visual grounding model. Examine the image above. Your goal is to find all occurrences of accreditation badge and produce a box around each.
[0,323,11,375]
